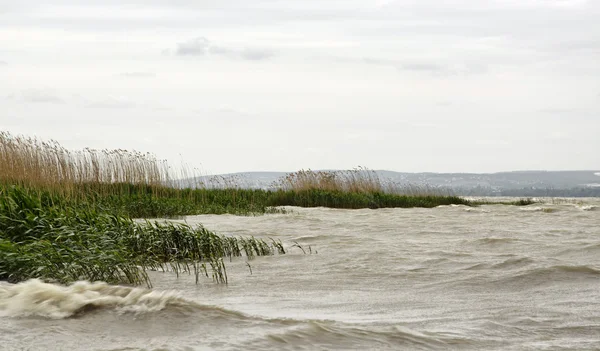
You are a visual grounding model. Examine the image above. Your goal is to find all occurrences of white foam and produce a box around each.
[520,206,544,212]
[0,279,194,319]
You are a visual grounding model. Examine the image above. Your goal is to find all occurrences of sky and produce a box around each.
[1,0,599,174]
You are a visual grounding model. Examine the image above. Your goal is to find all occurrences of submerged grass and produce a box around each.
[471,198,537,206]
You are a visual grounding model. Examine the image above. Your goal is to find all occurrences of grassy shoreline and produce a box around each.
[0,131,513,286]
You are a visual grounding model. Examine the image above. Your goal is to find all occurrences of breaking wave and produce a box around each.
[463,207,490,213]
[0,279,241,319]
[0,280,468,350]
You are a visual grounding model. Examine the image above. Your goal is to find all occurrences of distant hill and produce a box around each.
[182,170,600,197]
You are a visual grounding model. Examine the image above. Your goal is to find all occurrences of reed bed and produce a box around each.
[0,131,282,217]
[274,167,455,196]
[275,167,384,193]
[270,168,468,208]
[1,132,470,214]
[0,131,170,198]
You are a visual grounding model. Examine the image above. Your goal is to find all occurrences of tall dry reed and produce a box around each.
[274,167,452,196]
[0,131,174,198]
[275,167,382,193]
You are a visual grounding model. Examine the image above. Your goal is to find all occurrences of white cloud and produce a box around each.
[240,48,275,61]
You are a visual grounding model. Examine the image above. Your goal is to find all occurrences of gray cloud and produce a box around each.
[175,37,274,61]
[176,37,210,56]
[539,107,585,114]
[117,72,156,78]
[552,40,600,53]
[400,62,448,73]
[400,62,487,76]
[240,48,275,61]
[354,57,487,76]
[208,45,234,56]
[0,60,7,65]
[20,89,64,104]
[86,96,135,109]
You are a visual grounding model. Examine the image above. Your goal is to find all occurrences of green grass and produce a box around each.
[0,185,283,286]
[11,182,472,219]
[83,183,474,216]
[267,189,471,209]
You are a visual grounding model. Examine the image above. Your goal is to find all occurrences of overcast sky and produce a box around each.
[1,0,598,174]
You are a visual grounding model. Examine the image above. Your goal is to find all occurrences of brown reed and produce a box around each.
[273,166,451,196]
[0,131,172,199]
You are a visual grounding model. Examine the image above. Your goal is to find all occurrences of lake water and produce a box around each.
[1,199,599,350]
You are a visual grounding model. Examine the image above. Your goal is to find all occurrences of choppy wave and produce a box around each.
[463,255,536,271]
[492,257,535,269]
[248,321,463,350]
[494,265,600,287]
[3,202,600,350]
[475,237,521,245]
[555,243,600,258]
[542,265,600,275]
[0,280,472,350]
[436,204,469,209]
[0,279,241,319]
[520,206,557,213]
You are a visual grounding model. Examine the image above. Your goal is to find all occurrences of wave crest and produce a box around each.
[0,279,199,319]
[493,265,600,288]
[520,207,556,213]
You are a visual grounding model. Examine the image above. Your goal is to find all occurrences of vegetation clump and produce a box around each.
[268,168,469,209]
[268,188,469,209]
[512,198,536,206]
[0,185,283,286]
[471,198,538,206]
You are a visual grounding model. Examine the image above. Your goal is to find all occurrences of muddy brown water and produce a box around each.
[1,199,599,350]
